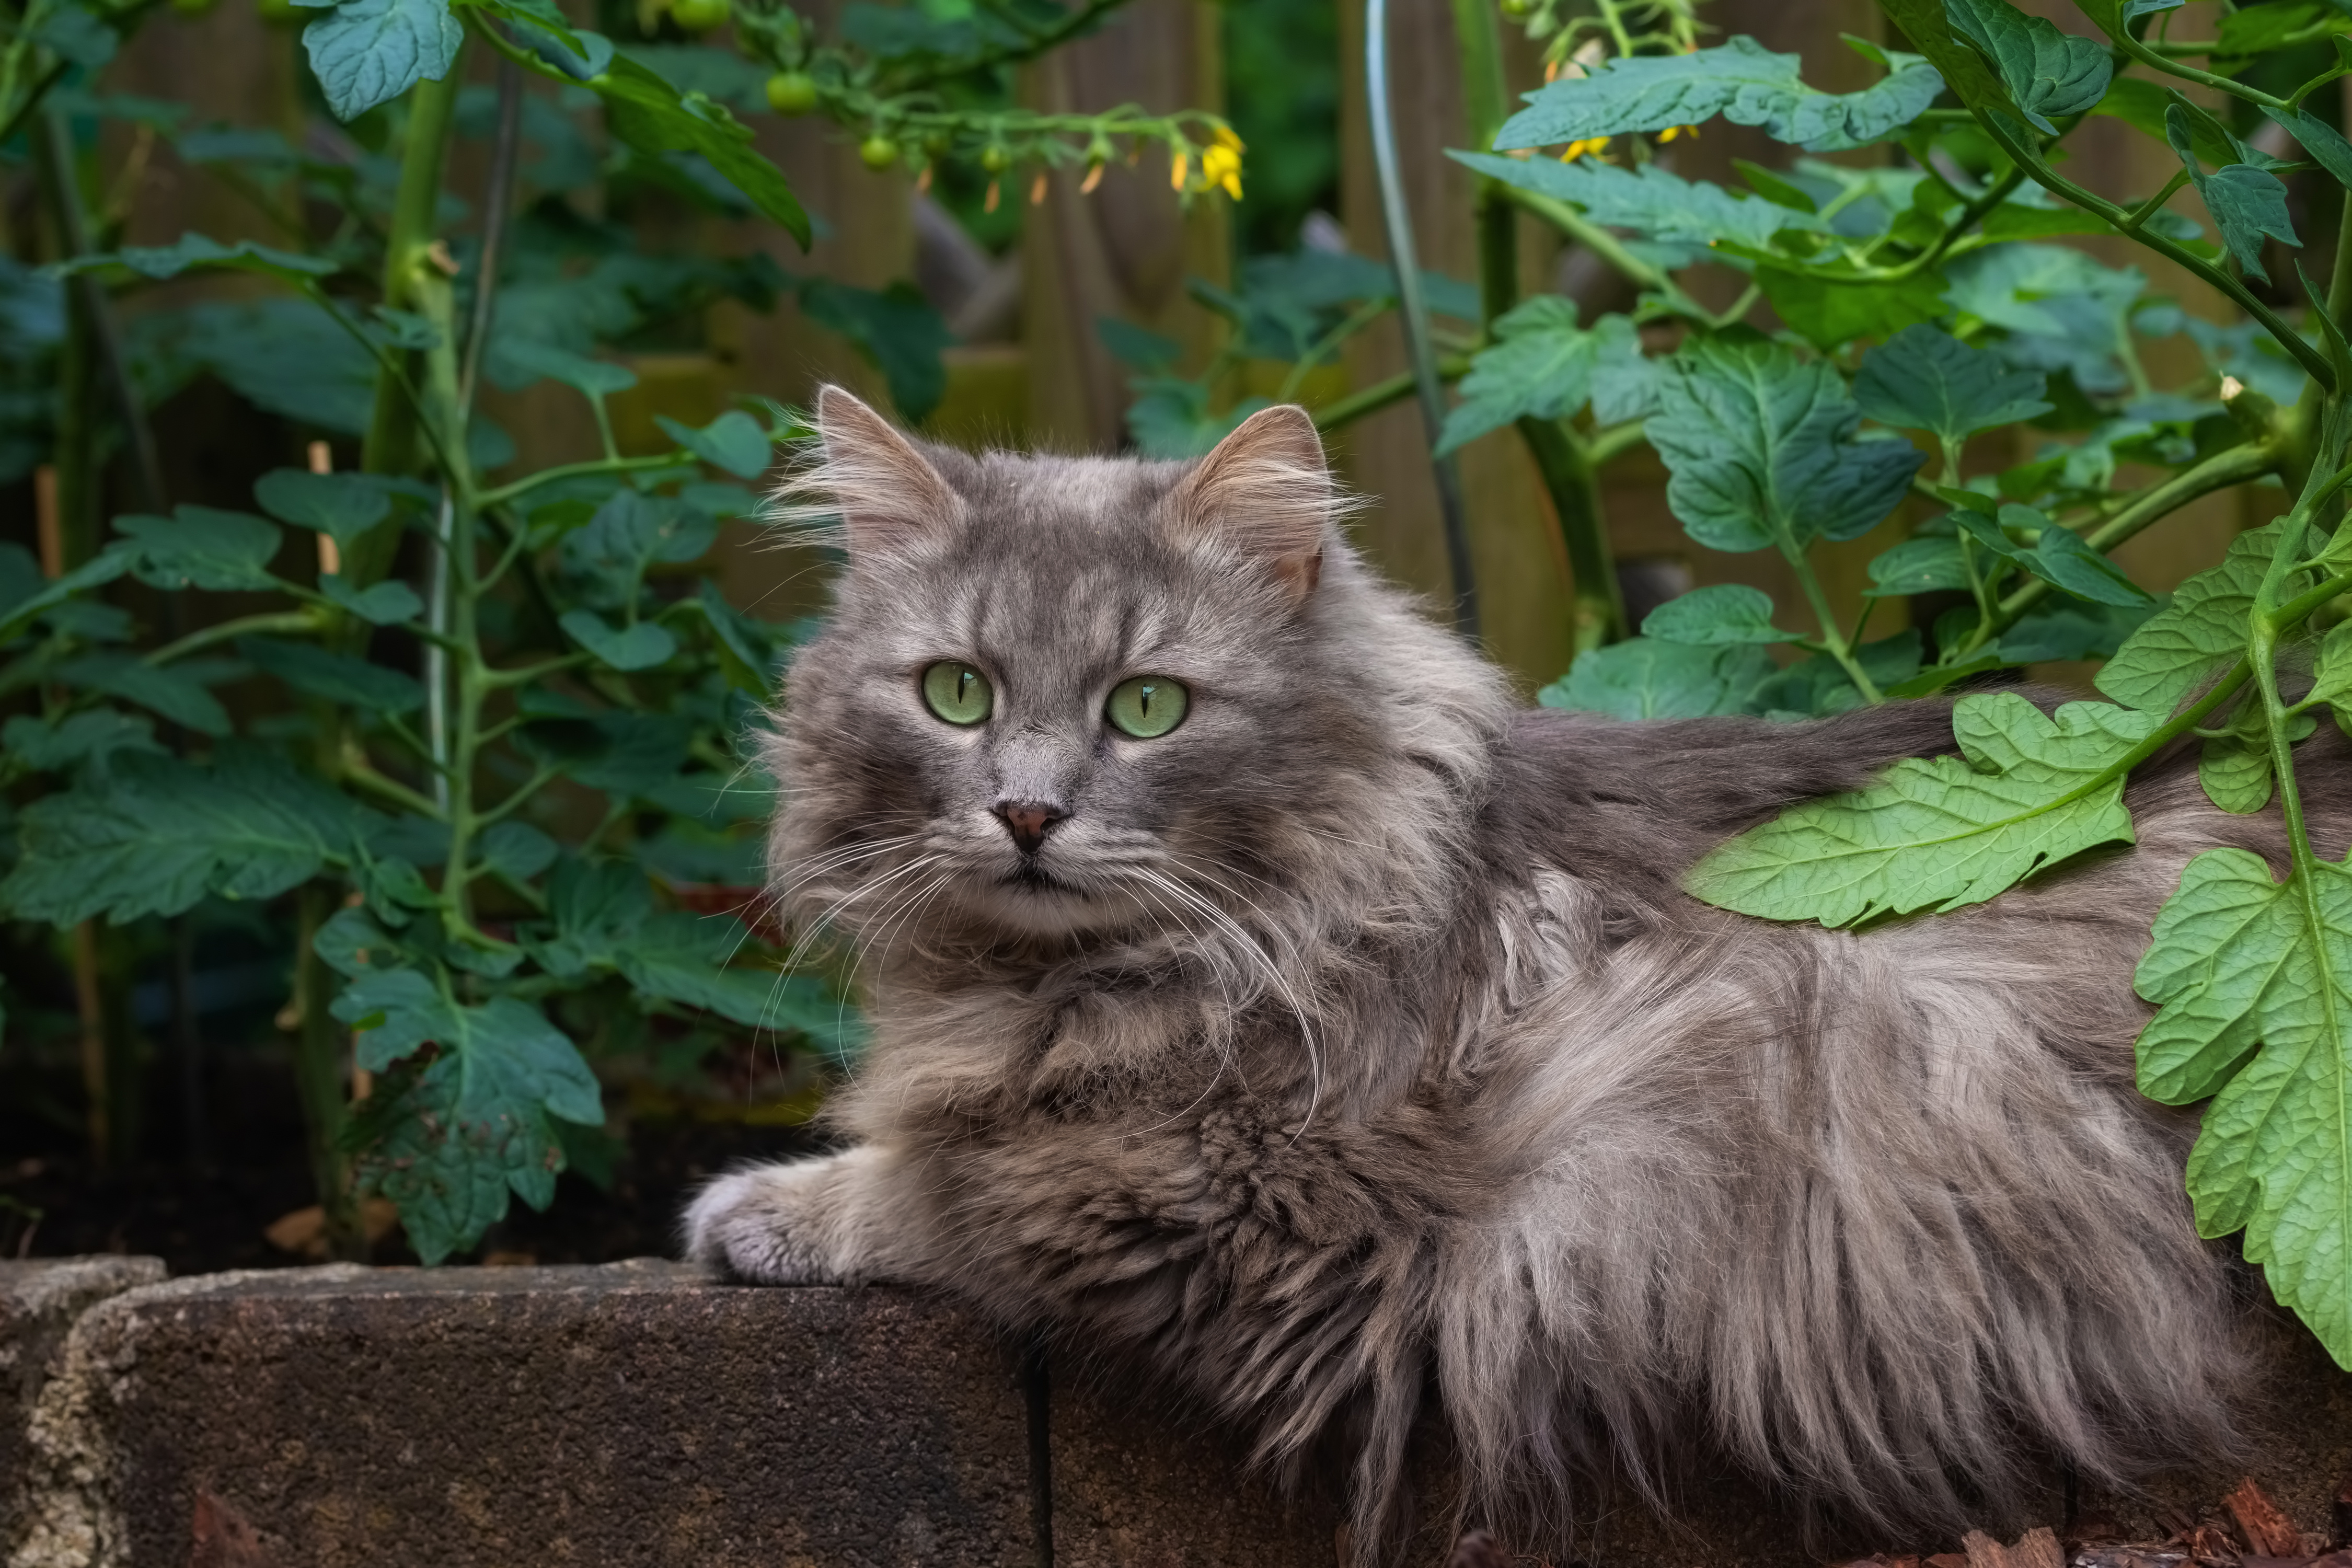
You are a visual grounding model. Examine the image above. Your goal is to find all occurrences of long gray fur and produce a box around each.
[687,388,2331,1562]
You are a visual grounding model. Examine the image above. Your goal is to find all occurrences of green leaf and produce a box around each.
[2097,522,2287,714]
[54,653,234,736]
[112,506,283,592]
[493,338,639,401]
[480,820,559,882]
[302,0,463,121]
[1687,691,2155,926]
[1436,300,1645,455]
[693,579,780,695]
[2027,517,2157,608]
[560,609,678,671]
[1448,149,1814,251]
[1853,323,2053,446]
[796,279,952,421]
[2134,849,2352,1364]
[0,711,163,776]
[1536,637,1777,718]
[252,468,391,551]
[1758,629,1924,716]
[237,635,424,713]
[1491,35,1944,153]
[53,233,338,286]
[1646,333,1923,554]
[0,552,133,647]
[1864,534,1973,596]
[2258,106,2352,194]
[655,410,771,480]
[1997,598,2154,663]
[320,573,424,625]
[2199,709,2315,814]
[344,987,603,1264]
[1641,583,1798,644]
[1940,0,2112,135]
[590,56,809,246]
[1754,265,1951,353]
[0,748,365,925]
[2166,105,2299,283]
[2216,1,2337,57]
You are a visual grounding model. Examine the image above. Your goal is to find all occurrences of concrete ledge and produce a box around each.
[2,1259,166,1554]
[5,1262,2350,1568]
[7,1263,1030,1568]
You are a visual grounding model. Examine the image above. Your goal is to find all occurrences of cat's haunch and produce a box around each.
[686,386,2321,1563]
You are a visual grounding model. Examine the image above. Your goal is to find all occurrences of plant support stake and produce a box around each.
[1366,0,1480,642]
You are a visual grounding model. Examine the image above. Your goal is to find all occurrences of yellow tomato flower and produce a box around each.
[1658,124,1698,143]
[1202,141,1243,200]
[1170,148,1190,191]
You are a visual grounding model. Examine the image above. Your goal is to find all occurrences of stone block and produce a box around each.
[9,1264,1032,1568]
[1046,1364,1339,1568]
[1,1258,166,1552]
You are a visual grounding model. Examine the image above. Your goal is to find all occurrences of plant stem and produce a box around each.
[1310,360,1470,433]
[359,62,467,503]
[1518,416,1626,653]
[1784,542,1883,702]
[293,883,362,1259]
[144,609,320,666]
[1493,182,1671,295]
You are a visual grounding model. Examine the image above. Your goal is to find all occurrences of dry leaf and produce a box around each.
[2229,1479,2303,1558]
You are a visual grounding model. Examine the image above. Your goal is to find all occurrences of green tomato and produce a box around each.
[979,144,1011,174]
[256,0,306,28]
[859,135,901,170]
[1105,675,1188,739]
[668,0,729,33]
[921,662,993,726]
[764,71,818,114]
[1500,0,1534,14]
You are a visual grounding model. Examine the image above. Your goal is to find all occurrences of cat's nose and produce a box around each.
[994,800,1067,855]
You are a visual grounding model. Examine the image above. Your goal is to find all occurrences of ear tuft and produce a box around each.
[1162,405,1335,602]
[777,385,965,559]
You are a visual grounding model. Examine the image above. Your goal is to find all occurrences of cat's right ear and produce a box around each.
[1163,403,1333,603]
[805,385,966,559]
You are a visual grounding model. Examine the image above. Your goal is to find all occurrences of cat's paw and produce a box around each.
[683,1161,845,1284]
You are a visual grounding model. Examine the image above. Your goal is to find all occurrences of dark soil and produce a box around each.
[0,1050,822,1275]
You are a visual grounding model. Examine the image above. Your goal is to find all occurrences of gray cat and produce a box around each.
[688,386,2326,1560]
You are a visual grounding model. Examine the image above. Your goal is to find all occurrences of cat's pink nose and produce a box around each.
[995,801,1067,855]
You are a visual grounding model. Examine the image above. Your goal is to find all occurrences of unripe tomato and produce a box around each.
[668,0,729,33]
[859,135,900,170]
[257,0,306,28]
[1500,0,1534,15]
[979,144,1011,174]
[765,71,817,114]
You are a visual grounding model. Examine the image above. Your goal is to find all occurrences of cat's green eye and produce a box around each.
[1106,675,1188,739]
[921,661,994,725]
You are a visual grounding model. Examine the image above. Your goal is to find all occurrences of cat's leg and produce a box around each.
[683,1144,925,1284]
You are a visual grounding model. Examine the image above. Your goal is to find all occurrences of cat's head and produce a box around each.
[762,386,1506,956]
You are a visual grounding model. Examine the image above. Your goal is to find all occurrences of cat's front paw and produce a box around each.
[684,1161,845,1284]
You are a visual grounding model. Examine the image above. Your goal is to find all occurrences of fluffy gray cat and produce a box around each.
[688,386,2332,1560]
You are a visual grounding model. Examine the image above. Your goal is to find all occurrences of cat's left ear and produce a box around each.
[1163,405,1332,602]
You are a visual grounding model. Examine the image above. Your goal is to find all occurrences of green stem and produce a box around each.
[1494,182,1672,296]
[1783,541,1880,702]
[476,452,699,510]
[1518,416,1625,654]
[1311,360,1470,433]
[144,609,319,666]
[359,62,467,499]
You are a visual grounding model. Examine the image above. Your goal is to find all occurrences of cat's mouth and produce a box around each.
[1001,861,1081,895]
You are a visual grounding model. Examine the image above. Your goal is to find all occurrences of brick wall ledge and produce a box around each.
[1,1257,2348,1568]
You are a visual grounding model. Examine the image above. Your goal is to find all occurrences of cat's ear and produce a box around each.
[808,384,965,558]
[1163,404,1332,601]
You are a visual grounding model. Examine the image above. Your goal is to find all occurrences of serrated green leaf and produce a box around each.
[590,57,808,245]
[2259,106,2352,194]
[253,468,392,551]
[320,574,423,625]
[1754,264,1951,353]
[655,409,771,480]
[1492,35,1944,153]
[2134,849,2352,1364]
[1646,333,1924,554]
[0,748,365,924]
[2097,522,2287,714]
[112,506,283,591]
[54,653,234,736]
[302,0,462,121]
[2026,518,2157,608]
[480,820,559,882]
[1854,323,2054,446]
[2215,1,2338,57]
[1641,583,1797,645]
[1687,691,2155,925]
[1536,637,1777,718]
[1941,0,2111,135]
[0,711,163,776]
[1864,534,1973,596]
[560,609,677,671]
[53,233,338,286]
[493,338,638,401]
[2166,105,2300,283]
[237,635,424,713]
[1436,301,1646,455]
[344,985,603,1264]
[1449,149,1813,251]
[0,552,133,647]
[694,579,779,695]
[1996,598,2155,663]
